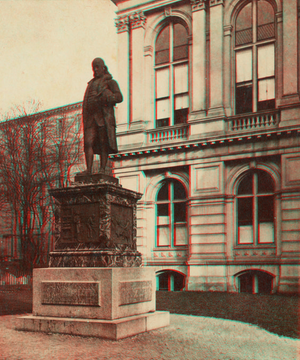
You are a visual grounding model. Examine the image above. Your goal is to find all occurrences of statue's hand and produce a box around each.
[101,89,115,105]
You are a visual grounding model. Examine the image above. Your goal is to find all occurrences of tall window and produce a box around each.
[155,22,189,127]
[235,0,275,114]
[237,170,275,245]
[156,179,187,247]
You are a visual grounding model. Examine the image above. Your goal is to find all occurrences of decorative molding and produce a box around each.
[209,0,224,7]
[144,45,153,56]
[190,0,206,12]
[223,25,233,37]
[129,11,147,30]
[164,6,172,17]
[276,11,283,23]
[115,15,130,33]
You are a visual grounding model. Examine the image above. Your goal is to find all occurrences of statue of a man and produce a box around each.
[80,58,123,175]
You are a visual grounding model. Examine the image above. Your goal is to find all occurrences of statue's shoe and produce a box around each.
[76,169,91,176]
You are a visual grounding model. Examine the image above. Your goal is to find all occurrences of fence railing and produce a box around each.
[228,110,279,132]
[147,124,189,144]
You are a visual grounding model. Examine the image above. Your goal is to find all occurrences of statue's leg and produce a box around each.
[82,127,95,174]
[98,127,108,171]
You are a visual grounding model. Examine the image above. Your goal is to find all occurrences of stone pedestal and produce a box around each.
[16,173,169,339]
[16,267,169,340]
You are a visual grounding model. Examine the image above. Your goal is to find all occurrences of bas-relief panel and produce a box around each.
[41,281,100,306]
[193,165,221,194]
[119,280,152,305]
[284,156,300,186]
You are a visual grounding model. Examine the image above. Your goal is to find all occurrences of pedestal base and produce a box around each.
[16,311,170,340]
[16,267,170,340]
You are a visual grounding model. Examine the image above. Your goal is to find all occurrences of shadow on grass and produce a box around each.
[0,285,32,315]
[156,291,300,339]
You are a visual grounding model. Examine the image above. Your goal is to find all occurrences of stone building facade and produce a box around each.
[110,0,300,293]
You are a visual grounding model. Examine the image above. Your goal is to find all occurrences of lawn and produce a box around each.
[0,286,299,339]
[156,291,300,339]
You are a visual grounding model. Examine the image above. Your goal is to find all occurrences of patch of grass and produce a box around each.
[0,285,32,315]
[156,291,300,339]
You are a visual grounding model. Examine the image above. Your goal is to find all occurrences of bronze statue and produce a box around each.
[80,58,122,175]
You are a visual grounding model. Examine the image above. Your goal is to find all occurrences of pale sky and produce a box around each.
[0,0,118,115]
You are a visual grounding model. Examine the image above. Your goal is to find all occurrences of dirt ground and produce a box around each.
[0,314,299,360]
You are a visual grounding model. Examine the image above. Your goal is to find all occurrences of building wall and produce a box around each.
[111,0,300,293]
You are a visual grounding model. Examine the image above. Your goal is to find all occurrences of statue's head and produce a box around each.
[92,58,107,79]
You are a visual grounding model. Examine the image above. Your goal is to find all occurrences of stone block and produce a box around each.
[16,311,170,340]
[32,267,156,320]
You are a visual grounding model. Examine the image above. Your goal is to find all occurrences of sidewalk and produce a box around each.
[1,314,299,360]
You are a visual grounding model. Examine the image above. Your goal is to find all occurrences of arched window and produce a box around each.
[237,170,275,245]
[156,270,185,291]
[235,0,275,114]
[156,179,187,247]
[155,21,189,127]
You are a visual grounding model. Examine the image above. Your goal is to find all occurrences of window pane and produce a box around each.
[236,49,252,83]
[174,94,189,110]
[158,226,169,246]
[236,3,252,31]
[258,196,274,222]
[174,108,188,124]
[258,44,274,78]
[156,118,169,127]
[157,203,169,216]
[259,222,274,243]
[173,23,188,61]
[238,197,253,225]
[236,84,253,114]
[156,99,170,120]
[258,1,274,26]
[235,3,252,46]
[258,78,275,101]
[175,224,188,245]
[238,173,253,195]
[257,99,275,111]
[238,225,254,244]
[257,170,274,193]
[155,26,170,65]
[174,64,188,94]
[156,68,169,99]
[174,181,187,199]
[174,202,186,222]
[157,183,169,201]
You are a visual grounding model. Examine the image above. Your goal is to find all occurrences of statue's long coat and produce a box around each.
[82,74,123,154]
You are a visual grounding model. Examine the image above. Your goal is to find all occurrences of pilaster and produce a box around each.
[208,0,225,118]
[190,1,206,113]
[129,11,147,129]
[115,15,130,132]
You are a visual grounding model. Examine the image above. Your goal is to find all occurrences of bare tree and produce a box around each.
[0,101,82,270]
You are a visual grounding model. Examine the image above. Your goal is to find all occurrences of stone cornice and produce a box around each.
[190,0,206,12]
[111,127,300,160]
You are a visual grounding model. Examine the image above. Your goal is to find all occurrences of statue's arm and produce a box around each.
[102,80,123,105]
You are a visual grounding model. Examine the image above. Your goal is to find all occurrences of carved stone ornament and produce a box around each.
[190,0,206,11]
[210,0,224,6]
[129,11,146,30]
[48,179,142,267]
[115,15,130,33]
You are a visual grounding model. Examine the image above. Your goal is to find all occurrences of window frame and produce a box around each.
[236,170,276,247]
[154,20,190,128]
[156,179,188,248]
[234,0,276,115]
